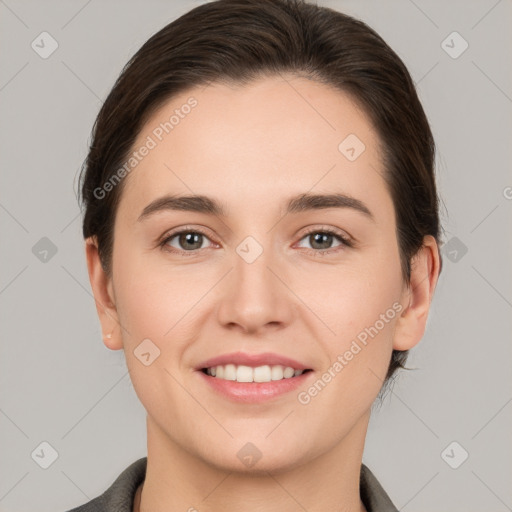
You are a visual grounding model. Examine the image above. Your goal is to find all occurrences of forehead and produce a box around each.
[119,75,389,219]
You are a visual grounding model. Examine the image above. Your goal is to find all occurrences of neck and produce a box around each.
[138,413,370,512]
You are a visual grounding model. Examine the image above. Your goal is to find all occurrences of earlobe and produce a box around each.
[393,235,441,351]
[102,331,119,350]
[85,237,123,351]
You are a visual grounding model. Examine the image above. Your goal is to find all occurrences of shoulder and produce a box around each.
[64,457,147,512]
[360,463,399,512]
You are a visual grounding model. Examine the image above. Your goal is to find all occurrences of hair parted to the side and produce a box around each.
[78,0,443,390]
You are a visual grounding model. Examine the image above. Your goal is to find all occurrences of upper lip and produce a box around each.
[197,351,311,370]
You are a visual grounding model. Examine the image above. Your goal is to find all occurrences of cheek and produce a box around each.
[112,246,203,344]
[297,298,400,435]
[300,247,403,395]
[112,261,197,422]
[332,280,401,349]
[299,254,402,343]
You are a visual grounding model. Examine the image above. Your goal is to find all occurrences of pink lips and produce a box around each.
[195,351,313,403]
[197,351,311,371]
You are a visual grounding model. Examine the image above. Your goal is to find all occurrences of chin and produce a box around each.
[195,436,312,475]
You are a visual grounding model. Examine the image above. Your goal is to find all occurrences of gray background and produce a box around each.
[1,0,511,511]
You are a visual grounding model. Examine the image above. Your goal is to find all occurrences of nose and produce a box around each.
[216,243,295,335]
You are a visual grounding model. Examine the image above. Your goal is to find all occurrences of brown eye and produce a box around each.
[161,229,214,253]
[308,232,336,250]
[296,228,352,254]
[175,232,205,250]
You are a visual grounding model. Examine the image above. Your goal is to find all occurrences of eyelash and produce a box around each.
[158,226,353,256]
[297,227,354,255]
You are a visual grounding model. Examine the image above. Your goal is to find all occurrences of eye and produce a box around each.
[295,228,353,254]
[160,227,216,254]
[159,226,353,256]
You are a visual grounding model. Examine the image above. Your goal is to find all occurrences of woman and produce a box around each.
[69,0,442,510]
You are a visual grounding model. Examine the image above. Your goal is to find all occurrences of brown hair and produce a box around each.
[78,0,443,387]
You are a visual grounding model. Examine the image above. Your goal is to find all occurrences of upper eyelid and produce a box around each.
[295,227,353,249]
[160,226,216,248]
[162,224,349,239]
[161,225,216,242]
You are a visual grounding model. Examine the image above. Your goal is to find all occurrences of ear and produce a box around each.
[85,236,123,350]
[393,235,441,351]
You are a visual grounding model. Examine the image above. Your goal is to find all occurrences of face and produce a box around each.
[93,75,420,473]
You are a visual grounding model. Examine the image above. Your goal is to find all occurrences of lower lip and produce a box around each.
[197,370,313,403]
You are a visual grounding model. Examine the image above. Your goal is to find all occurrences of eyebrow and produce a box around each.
[137,192,374,222]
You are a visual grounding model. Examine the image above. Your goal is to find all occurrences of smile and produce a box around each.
[202,364,312,383]
[196,351,314,402]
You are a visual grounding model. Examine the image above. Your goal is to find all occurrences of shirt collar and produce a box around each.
[69,457,398,512]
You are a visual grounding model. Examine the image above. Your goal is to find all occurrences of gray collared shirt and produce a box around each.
[66,457,398,512]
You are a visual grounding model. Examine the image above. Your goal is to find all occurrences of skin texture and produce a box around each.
[86,75,440,512]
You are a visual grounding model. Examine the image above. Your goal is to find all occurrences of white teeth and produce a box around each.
[271,365,284,380]
[224,364,236,381]
[205,364,306,383]
[236,365,253,382]
[283,367,295,378]
[254,365,271,382]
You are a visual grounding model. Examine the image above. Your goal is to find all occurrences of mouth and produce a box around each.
[201,364,313,383]
[195,352,314,402]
